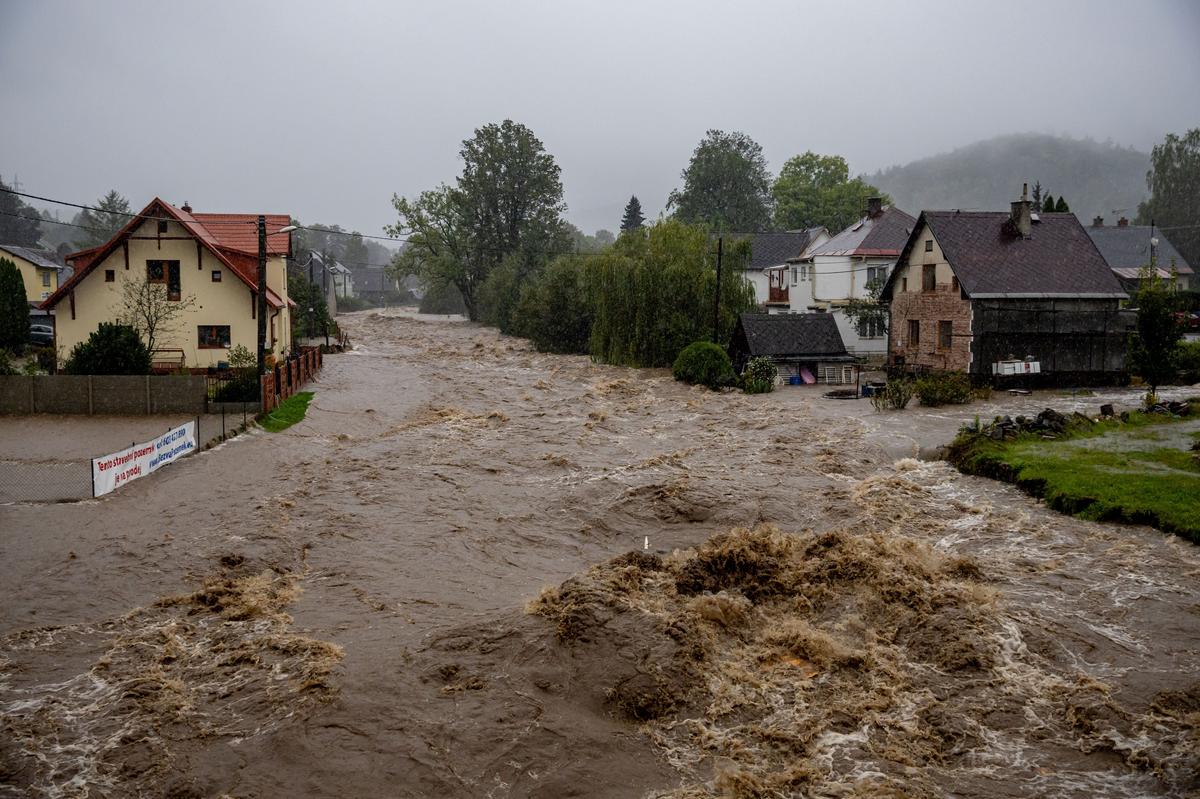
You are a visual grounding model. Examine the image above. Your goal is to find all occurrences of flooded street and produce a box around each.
[2,310,1197,798]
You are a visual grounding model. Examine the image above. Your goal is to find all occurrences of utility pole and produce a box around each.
[256,215,268,374]
[713,236,723,342]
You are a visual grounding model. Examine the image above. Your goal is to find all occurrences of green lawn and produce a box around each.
[259,392,314,433]
[951,414,1200,542]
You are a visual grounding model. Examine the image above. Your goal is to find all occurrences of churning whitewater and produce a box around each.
[2,310,1197,798]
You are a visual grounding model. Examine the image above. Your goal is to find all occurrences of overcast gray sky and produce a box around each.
[2,0,1197,242]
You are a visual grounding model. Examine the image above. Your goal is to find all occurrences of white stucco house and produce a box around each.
[737,228,829,310]
[771,199,915,356]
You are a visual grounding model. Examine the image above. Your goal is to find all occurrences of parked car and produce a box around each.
[29,324,54,346]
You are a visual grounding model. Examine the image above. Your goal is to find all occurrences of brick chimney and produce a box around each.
[866,196,883,219]
[1092,215,1104,227]
[181,201,193,214]
[1117,217,1129,227]
[1010,183,1032,238]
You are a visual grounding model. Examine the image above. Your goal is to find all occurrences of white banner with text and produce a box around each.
[92,421,196,497]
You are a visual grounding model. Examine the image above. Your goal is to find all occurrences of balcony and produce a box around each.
[767,285,790,304]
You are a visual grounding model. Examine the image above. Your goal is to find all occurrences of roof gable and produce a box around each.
[734,312,851,358]
[885,211,1126,300]
[807,206,916,258]
[41,198,291,310]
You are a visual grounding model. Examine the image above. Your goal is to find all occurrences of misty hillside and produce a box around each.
[869,133,1150,222]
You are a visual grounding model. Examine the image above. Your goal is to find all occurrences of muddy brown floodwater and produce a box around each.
[2,310,1198,799]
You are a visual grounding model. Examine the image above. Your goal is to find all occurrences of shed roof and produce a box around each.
[807,206,915,258]
[734,312,852,359]
[885,211,1126,300]
[1086,224,1193,275]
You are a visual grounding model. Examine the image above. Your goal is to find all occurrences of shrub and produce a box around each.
[419,280,468,315]
[227,344,256,370]
[869,379,914,411]
[0,349,17,376]
[1177,340,1200,383]
[0,257,29,354]
[914,371,972,407]
[64,323,151,375]
[514,256,593,355]
[672,341,734,389]
[742,356,778,394]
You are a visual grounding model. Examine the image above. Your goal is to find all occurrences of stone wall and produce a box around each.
[887,282,973,372]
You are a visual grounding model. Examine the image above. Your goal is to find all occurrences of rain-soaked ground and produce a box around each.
[1,310,1197,798]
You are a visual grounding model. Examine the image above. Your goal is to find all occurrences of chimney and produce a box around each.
[866,196,883,219]
[181,201,192,213]
[1117,217,1129,227]
[1092,215,1104,227]
[1010,183,1032,238]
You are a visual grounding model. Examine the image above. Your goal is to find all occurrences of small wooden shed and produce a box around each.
[729,312,857,384]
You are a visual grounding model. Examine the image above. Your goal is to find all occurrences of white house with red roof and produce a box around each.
[41,198,294,369]
[776,198,915,356]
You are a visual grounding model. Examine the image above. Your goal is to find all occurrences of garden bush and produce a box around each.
[914,371,973,407]
[869,379,914,411]
[672,341,735,389]
[64,323,151,375]
[742,356,778,394]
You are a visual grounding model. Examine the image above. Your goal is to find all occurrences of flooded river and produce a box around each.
[2,310,1197,798]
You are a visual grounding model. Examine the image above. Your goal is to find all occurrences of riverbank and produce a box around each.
[947,405,1200,542]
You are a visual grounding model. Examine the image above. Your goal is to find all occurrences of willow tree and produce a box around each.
[584,220,755,368]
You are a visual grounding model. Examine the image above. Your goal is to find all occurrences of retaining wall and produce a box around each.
[0,375,208,415]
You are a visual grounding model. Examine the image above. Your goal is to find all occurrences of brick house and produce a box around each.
[880,188,1131,385]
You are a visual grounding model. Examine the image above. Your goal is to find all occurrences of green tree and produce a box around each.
[668,130,772,232]
[772,152,890,233]
[1137,128,1200,268]
[0,257,30,352]
[387,120,568,321]
[342,231,368,267]
[1054,196,1069,212]
[620,195,645,231]
[513,255,593,354]
[841,276,888,341]
[64,323,151,375]
[585,220,756,367]
[287,269,333,340]
[0,178,43,246]
[1042,194,1055,213]
[1129,266,1184,394]
[1031,180,1043,211]
[75,190,132,248]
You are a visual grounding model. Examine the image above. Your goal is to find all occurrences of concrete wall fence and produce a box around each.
[0,375,208,415]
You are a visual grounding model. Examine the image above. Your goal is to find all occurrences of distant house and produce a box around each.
[330,262,355,299]
[777,199,915,356]
[737,229,829,310]
[0,244,70,319]
[729,312,856,384]
[41,198,294,369]
[880,187,1131,385]
[356,266,402,304]
[290,249,341,315]
[1086,216,1193,292]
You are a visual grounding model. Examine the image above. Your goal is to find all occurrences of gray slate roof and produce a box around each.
[734,312,852,359]
[891,211,1126,299]
[0,244,65,271]
[740,230,817,270]
[807,206,915,258]
[1086,225,1193,275]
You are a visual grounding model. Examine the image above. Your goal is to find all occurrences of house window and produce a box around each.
[157,219,169,234]
[147,260,181,300]
[952,276,959,292]
[857,317,884,338]
[922,264,936,291]
[41,271,51,287]
[791,266,798,285]
[866,266,886,285]
[901,277,908,292]
[105,269,115,282]
[212,270,222,282]
[938,320,953,350]
[925,240,933,252]
[198,325,231,349]
[908,319,920,347]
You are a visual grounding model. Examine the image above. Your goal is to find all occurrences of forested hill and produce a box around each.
[868,133,1150,222]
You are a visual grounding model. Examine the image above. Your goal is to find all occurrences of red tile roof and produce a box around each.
[43,198,292,310]
[192,213,291,255]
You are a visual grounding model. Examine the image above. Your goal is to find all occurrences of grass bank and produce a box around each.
[259,391,314,433]
[947,410,1200,543]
